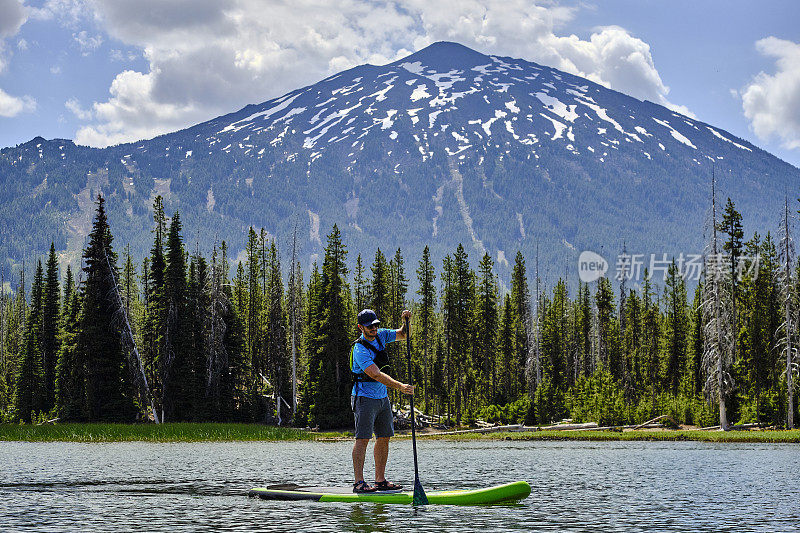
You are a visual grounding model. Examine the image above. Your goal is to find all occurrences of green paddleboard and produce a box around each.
[248,480,530,505]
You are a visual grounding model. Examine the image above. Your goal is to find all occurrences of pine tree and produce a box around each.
[389,248,408,325]
[186,252,210,420]
[416,245,436,413]
[354,254,368,313]
[265,239,290,421]
[41,243,60,411]
[297,262,321,426]
[689,283,704,397]
[498,295,515,405]
[475,253,498,405]
[14,260,45,422]
[449,244,473,425]
[369,249,389,321]
[307,226,352,428]
[662,259,688,395]
[510,252,532,398]
[163,211,189,421]
[143,196,167,419]
[75,195,137,421]
[595,277,617,377]
[245,227,263,386]
[55,265,83,420]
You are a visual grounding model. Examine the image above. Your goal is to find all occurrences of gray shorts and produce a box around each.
[352,396,394,439]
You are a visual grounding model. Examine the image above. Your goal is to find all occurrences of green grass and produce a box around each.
[0,423,316,442]
[4,423,800,443]
[415,429,800,443]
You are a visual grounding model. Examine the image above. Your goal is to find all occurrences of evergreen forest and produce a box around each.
[1,193,798,431]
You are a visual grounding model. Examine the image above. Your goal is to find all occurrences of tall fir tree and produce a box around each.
[74,195,137,421]
[510,251,532,399]
[475,253,498,404]
[55,265,83,419]
[354,254,368,313]
[416,245,436,412]
[369,249,390,321]
[662,259,689,395]
[14,260,45,422]
[307,226,352,428]
[265,239,291,420]
[41,243,60,412]
[163,211,189,421]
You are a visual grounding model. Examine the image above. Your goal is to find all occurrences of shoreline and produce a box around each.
[2,423,800,443]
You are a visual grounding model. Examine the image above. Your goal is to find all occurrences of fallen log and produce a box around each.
[417,424,524,436]
[633,415,667,430]
[729,423,760,431]
[539,422,599,431]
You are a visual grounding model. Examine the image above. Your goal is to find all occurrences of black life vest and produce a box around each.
[350,336,391,384]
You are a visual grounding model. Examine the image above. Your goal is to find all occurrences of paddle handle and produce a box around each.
[405,316,421,480]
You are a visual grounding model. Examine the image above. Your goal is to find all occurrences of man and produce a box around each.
[350,308,415,493]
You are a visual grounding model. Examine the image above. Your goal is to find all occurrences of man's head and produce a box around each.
[357,309,380,339]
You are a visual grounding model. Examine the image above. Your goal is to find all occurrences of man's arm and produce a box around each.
[364,364,414,395]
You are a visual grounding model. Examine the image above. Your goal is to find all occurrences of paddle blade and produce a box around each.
[412,478,428,505]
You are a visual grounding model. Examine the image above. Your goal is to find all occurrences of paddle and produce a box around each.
[405,315,428,505]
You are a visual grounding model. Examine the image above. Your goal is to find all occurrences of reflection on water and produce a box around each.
[345,504,390,533]
[2,440,800,532]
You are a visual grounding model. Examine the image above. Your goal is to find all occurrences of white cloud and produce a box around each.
[0,0,26,38]
[741,37,800,150]
[73,30,103,54]
[16,37,26,50]
[75,69,203,146]
[0,0,27,73]
[0,88,35,117]
[76,0,687,146]
[29,0,90,27]
[65,97,91,119]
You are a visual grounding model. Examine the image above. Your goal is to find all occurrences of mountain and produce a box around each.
[1,41,798,288]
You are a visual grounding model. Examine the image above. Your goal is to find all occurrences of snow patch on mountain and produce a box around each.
[652,118,696,149]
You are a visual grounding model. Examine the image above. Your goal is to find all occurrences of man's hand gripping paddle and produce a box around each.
[405,315,428,505]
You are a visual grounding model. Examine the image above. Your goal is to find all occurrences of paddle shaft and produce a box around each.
[404,316,422,485]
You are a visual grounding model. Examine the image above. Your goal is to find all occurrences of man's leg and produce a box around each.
[353,438,370,482]
[374,436,390,482]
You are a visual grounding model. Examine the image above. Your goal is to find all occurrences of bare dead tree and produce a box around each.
[701,169,733,430]
[289,225,299,413]
[103,247,160,423]
[524,243,541,396]
[206,243,230,418]
[778,196,798,428]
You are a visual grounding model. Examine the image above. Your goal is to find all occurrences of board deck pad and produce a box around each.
[248,481,530,505]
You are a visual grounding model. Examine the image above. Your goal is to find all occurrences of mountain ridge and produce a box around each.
[1,41,798,289]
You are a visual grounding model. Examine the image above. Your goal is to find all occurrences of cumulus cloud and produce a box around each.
[0,88,35,117]
[741,37,800,150]
[76,0,687,146]
[0,0,35,114]
[0,0,26,38]
[75,69,203,146]
[0,0,27,72]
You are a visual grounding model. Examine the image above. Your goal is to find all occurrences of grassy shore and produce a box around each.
[412,429,800,443]
[0,423,321,442]
[3,423,800,443]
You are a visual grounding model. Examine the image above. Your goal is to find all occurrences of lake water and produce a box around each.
[2,439,799,532]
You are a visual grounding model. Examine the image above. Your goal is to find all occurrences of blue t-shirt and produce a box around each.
[351,328,397,399]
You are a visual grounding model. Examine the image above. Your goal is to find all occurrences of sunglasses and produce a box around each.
[362,324,378,330]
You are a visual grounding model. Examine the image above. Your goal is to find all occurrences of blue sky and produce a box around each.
[1,0,799,167]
